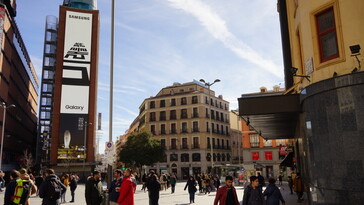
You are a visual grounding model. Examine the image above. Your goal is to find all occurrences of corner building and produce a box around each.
[239,0,364,204]
[139,81,231,179]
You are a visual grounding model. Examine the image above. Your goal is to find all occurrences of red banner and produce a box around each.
[252,152,259,160]
[265,152,273,160]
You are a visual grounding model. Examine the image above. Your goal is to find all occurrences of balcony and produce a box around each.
[180,145,189,150]
[170,130,177,134]
[192,113,199,118]
[181,129,188,133]
[159,130,166,135]
[181,114,188,119]
[192,128,199,133]
[169,145,178,150]
[159,117,166,121]
[149,118,156,122]
[192,144,200,149]
[170,115,177,120]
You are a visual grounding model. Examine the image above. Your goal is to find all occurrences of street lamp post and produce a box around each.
[83,120,92,178]
[200,79,220,174]
[0,102,15,171]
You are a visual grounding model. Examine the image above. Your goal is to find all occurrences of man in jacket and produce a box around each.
[39,169,67,205]
[69,174,78,203]
[4,170,20,205]
[242,176,264,205]
[85,170,104,205]
[118,168,136,205]
[213,175,239,205]
[108,169,123,205]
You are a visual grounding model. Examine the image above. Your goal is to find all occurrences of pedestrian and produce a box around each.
[196,174,203,193]
[0,171,4,192]
[213,176,221,191]
[203,175,211,194]
[69,174,78,203]
[293,172,304,203]
[257,172,265,192]
[108,169,123,205]
[184,176,197,204]
[141,173,147,192]
[242,176,265,205]
[35,173,44,196]
[118,168,136,205]
[263,178,285,205]
[287,176,293,194]
[85,170,104,205]
[160,174,167,191]
[213,175,239,205]
[170,173,177,194]
[146,172,161,205]
[39,168,67,205]
[60,174,69,203]
[4,170,20,205]
[19,168,38,205]
[278,175,283,186]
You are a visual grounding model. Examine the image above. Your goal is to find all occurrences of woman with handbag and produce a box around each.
[184,176,197,204]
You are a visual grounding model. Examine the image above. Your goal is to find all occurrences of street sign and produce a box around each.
[106,141,113,150]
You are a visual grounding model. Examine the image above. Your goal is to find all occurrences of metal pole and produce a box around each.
[237,114,241,168]
[208,85,214,174]
[0,102,6,171]
[83,120,87,177]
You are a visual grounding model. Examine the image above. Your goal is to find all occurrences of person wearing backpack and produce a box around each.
[39,168,66,205]
[19,168,37,205]
[263,178,285,205]
[4,170,20,205]
[85,170,104,205]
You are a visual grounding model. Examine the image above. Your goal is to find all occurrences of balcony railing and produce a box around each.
[170,115,177,120]
[181,114,188,119]
[192,144,200,149]
[192,128,199,133]
[180,145,189,150]
[149,118,156,122]
[181,129,188,133]
[170,130,177,134]
[159,117,166,121]
[192,113,199,118]
[159,130,166,135]
[170,145,178,150]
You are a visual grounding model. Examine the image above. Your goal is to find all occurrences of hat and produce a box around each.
[19,168,27,174]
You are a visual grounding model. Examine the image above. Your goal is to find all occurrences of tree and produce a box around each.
[22,149,34,171]
[119,129,166,172]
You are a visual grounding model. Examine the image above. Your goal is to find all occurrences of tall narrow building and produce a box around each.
[137,81,231,179]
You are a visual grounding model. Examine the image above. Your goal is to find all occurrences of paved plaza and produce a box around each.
[0,181,308,204]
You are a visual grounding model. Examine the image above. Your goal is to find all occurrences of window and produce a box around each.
[192,96,198,104]
[171,139,177,150]
[170,110,176,120]
[222,139,224,149]
[181,97,187,105]
[149,112,156,122]
[160,111,166,121]
[250,134,259,147]
[182,138,188,149]
[205,97,208,104]
[160,100,165,107]
[182,122,188,133]
[252,152,259,160]
[227,140,230,149]
[264,140,272,147]
[150,125,156,135]
[265,152,273,160]
[171,123,176,134]
[181,153,189,162]
[192,107,198,118]
[160,139,166,148]
[206,122,209,132]
[192,121,199,132]
[150,101,155,109]
[170,154,178,161]
[181,109,188,119]
[192,153,201,162]
[207,137,211,148]
[276,139,285,146]
[193,137,199,149]
[160,124,166,135]
[316,7,339,62]
[171,98,176,106]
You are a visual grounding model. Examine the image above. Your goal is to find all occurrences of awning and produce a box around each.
[254,163,265,169]
[238,94,301,139]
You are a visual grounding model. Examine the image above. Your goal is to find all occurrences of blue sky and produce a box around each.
[16,0,284,153]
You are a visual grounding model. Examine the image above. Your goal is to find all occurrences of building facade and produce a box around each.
[0,1,39,171]
[239,0,364,204]
[138,81,231,179]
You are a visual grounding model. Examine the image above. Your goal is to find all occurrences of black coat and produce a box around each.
[146,178,161,204]
[69,178,77,191]
[4,179,17,205]
[85,177,104,205]
[39,175,67,205]
[184,179,197,193]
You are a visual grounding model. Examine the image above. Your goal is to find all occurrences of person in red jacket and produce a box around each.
[117,168,136,205]
[214,176,239,205]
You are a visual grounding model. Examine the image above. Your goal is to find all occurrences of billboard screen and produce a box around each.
[58,10,93,161]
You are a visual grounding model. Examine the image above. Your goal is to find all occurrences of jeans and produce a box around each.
[189,192,195,203]
[171,185,175,193]
[71,190,75,201]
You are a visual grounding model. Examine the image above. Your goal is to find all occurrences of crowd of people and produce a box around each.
[0,168,304,205]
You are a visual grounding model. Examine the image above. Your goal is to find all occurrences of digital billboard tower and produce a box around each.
[49,1,99,171]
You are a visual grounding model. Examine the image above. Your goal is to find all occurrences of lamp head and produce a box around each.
[290,67,298,75]
[350,44,361,55]
[199,79,206,83]
[9,104,16,108]
[214,79,221,83]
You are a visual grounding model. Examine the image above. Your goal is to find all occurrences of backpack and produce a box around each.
[12,179,31,204]
[47,179,62,201]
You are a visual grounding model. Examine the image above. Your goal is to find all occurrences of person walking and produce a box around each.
[257,172,265,193]
[39,169,67,205]
[35,173,44,196]
[4,170,20,205]
[196,174,203,193]
[141,173,147,192]
[213,176,221,191]
[242,176,264,205]
[108,169,123,205]
[0,171,5,192]
[69,174,78,203]
[146,172,161,205]
[278,175,283,186]
[85,170,104,205]
[118,168,136,205]
[263,178,285,205]
[184,176,197,204]
[19,168,37,205]
[213,175,239,205]
[170,173,177,194]
[60,174,69,203]
[287,176,293,194]
[160,174,167,191]
[293,172,304,203]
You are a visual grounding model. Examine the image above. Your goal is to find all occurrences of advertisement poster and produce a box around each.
[58,11,93,161]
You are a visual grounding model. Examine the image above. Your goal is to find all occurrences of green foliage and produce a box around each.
[119,129,166,168]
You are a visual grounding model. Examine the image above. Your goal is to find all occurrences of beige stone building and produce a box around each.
[138,81,231,179]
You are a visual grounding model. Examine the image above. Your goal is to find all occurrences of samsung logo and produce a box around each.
[65,105,85,111]
[69,15,90,20]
